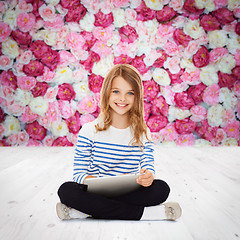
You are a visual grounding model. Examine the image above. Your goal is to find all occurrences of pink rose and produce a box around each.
[80,31,97,51]
[160,123,179,141]
[25,120,47,141]
[233,8,240,18]
[119,25,138,44]
[188,83,207,104]
[190,105,207,122]
[114,54,133,65]
[223,120,240,139]
[0,139,11,146]
[29,40,50,59]
[180,69,200,85]
[0,107,5,123]
[31,81,49,97]
[203,84,220,106]
[200,14,220,31]
[236,22,240,36]
[233,81,240,97]
[57,83,76,101]
[143,79,160,102]
[44,15,64,30]
[42,136,54,146]
[173,28,192,48]
[7,134,19,146]
[212,8,235,25]
[78,95,97,114]
[232,66,240,80]
[234,49,240,66]
[174,92,195,110]
[39,4,56,22]
[40,49,60,71]
[192,46,210,68]
[20,106,39,123]
[91,40,112,57]
[44,101,59,123]
[0,22,11,42]
[183,0,204,15]
[147,114,168,132]
[113,0,129,8]
[167,68,184,85]
[209,48,228,63]
[37,66,55,83]
[65,4,87,23]
[93,25,114,42]
[218,71,237,90]
[135,1,156,21]
[157,25,175,41]
[17,76,36,91]
[80,51,100,72]
[17,13,36,32]
[67,32,85,50]
[175,118,197,135]
[222,109,235,127]
[59,51,78,66]
[169,0,183,11]
[94,10,113,28]
[151,96,169,117]
[27,139,43,147]
[195,120,218,141]
[163,41,180,56]
[164,56,180,74]
[52,136,74,146]
[211,128,227,146]
[58,100,75,119]
[80,113,95,126]
[88,74,104,93]
[176,134,195,146]
[214,0,228,8]
[60,0,80,9]
[0,86,14,100]
[0,55,12,71]
[11,29,32,49]
[144,101,152,122]
[65,111,81,134]
[156,5,177,23]
[132,55,150,75]
[0,70,18,90]
[17,50,33,64]
[153,50,168,68]
[23,60,45,77]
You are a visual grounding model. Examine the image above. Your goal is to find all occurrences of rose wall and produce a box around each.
[0,0,240,147]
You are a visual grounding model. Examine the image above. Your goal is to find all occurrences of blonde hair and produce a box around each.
[95,64,149,148]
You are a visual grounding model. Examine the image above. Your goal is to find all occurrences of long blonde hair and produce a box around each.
[95,64,149,148]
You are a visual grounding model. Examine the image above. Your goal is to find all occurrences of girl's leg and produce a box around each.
[57,181,144,220]
[113,179,170,206]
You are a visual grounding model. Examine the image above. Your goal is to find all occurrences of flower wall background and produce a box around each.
[0,0,240,147]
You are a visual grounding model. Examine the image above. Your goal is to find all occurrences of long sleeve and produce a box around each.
[73,125,93,184]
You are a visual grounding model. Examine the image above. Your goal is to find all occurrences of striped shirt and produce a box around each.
[73,118,155,184]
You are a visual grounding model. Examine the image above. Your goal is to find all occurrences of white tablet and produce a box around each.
[84,174,141,197]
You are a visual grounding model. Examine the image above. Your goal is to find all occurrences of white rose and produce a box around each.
[168,106,191,122]
[180,57,197,70]
[73,82,91,101]
[112,9,126,28]
[14,89,32,106]
[200,65,218,86]
[54,66,73,84]
[107,31,121,47]
[45,0,60,6]
[227,34,240,54]
[152,68,171,86]
[195,0,215,11]
[42,30,58,46]
[2,38,19,59]
[39,4,56,22]
[92,55,114,78]
[224,138,238,146]
[144,0,163,10]
[208,30,228,48]
[51,121,68,137]
[3,115,20,137]
[219,87,238,110]
[79,13,95,32]
[217,54,236,74]
[136,41,151,56]
[194,139,212,147]
[130,0,142,8]
[207,104,224,127]
[3,9,17,30]
[228,0,240,10]
[183,19,205,39]
[29,96,49,116]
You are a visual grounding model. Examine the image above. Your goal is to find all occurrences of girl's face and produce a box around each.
[109,76,135,119]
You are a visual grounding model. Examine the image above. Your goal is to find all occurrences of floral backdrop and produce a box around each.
[0,0,240,147]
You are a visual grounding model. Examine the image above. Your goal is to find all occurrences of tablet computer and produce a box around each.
[84,174,141,197]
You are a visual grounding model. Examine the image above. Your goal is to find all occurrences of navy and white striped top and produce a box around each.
[73,118,155,184]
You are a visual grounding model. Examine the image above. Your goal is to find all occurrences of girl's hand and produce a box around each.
[84,175,96,184]
[137,169,154,187]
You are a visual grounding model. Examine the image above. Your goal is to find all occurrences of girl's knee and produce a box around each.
[153,179,171,204]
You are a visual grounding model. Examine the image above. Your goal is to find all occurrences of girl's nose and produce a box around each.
[119,94,126,102]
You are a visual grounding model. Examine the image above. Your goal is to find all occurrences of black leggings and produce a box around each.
[57,179,170,220]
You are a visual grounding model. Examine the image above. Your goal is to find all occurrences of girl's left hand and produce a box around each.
[137,169,154,187]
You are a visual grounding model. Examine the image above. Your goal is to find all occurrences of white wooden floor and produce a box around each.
[0,147,240,240]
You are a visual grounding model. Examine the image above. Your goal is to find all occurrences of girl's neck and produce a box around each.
[111,114,130,129]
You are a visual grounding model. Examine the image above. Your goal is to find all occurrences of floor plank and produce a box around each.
[0,147,240,240]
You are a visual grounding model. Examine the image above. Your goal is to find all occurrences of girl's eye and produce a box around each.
[128,92,134,95]
[113,90,119,94]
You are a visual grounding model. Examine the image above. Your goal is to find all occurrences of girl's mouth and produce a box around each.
[115,103,128,107]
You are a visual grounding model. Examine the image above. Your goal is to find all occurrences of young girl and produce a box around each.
[56,64,181,221]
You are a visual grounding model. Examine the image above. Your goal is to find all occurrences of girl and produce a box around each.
[56,64,181,221]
